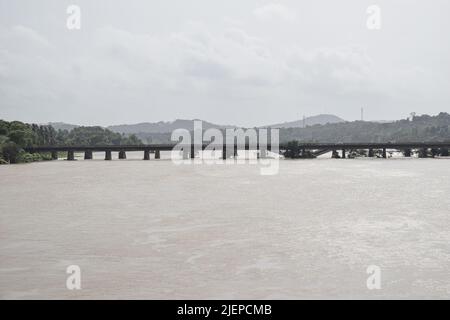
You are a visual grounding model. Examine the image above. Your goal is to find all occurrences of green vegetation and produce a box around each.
[116,113,450,144]
[281,113,450,159]
[2,112,449,163]
[0,120,142,164]
[280,113,450,143]
[57,126,142,146]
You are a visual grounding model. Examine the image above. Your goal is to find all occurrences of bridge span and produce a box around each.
[24,142,450,160]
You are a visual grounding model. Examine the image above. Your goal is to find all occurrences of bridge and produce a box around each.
[24,142,450,160]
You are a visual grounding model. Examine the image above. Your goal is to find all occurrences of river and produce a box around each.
[1,155,449,299]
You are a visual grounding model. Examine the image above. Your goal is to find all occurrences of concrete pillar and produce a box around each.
[404,149,411,157]
[84,151,93,160]
[143,150,150,160]
[105,150,112,160]
[233,146,238,159]
[118,150,126,159]
[382,148,387,159]
[431,148,439,158]
[51,151,58,160]
[368,149,374,157]
[67,150,75,161]
[342,149,346,159]
[155,150,160,159]
[190,146,195,159]
[222,146,227,160]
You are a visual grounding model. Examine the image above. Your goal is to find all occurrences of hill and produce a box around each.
[48,122,79,131]
[279,113,450,143]
[266,114,345,129]
[108,119,236,134]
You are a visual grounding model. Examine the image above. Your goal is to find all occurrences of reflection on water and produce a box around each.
[0,156,449,299]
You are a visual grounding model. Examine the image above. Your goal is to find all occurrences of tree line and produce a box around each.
[279,113,450,143]
[0,120,142,164]
[2,112,449,163]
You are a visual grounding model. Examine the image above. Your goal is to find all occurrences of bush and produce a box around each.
[16,152,42,163]
[1,142,21,163]
[39,153,53,161]
[16,152,34,163]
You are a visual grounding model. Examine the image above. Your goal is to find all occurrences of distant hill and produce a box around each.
[279,112,450,143]
[46,113,450,144]
[49,116,345,134]
[266,114,345,129]
[108,119,236,134]
[48,122,79,131]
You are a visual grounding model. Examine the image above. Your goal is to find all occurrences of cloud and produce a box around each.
[0,24,378,112]
[0,25,51,51]
[0,21,441,125]
[253,3,297,22]
[286,46,374,95]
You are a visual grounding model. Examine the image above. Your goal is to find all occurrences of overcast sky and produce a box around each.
[0,0,449,126]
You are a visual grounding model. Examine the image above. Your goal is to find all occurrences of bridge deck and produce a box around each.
[24,142,450,153]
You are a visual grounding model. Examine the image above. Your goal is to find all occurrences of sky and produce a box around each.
[0,0,449,127]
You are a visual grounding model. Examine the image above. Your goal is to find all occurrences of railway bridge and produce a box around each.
[24,142,450,160]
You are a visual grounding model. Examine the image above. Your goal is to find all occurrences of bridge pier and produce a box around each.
[67,150,75,161]
[25,143,450,162]
[84,151,93,160]
[431,148,439,158]
[143,150,150,160]
[403,148,412,157]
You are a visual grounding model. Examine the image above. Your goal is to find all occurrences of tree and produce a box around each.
[1,142,21,163]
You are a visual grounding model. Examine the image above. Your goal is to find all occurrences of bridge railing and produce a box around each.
[24,141,450,153]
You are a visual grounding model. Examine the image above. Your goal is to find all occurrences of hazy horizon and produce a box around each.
[4,111,448,129]
[5,113,347,127]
